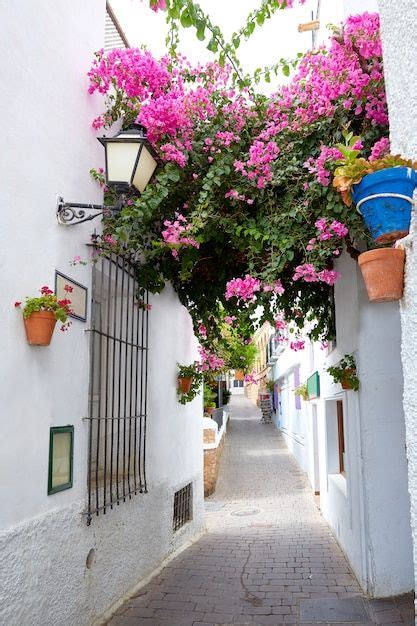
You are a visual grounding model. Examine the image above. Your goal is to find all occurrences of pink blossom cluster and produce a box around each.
[224,315,236,325]
[304,146,343,186]
[225,275,261,303]
[246,12,386,184]
[234,141,280,188]
[292,264,341,286]
[197,346,225,372]
[149,0,166,11]
[225,276,286,303]
[274,314,288,344]
[244,372,258,385]
[198,323,207,339]
[283,12,386,127]
[88,48,172,101]
[369,136,390,161]
[224,189,254,204]
[161,214,199,258]
[290,340,305,352]
[306,218,348,254]
[88,49,234,167]
[263,280,285,295]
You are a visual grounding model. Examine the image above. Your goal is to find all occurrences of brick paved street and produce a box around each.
[108,396,414,626]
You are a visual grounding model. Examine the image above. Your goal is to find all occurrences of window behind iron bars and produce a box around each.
[85,252,149,525]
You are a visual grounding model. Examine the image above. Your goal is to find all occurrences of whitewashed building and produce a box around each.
[269,251,413,597]
[0,3,204,625]
[377,0,417,611]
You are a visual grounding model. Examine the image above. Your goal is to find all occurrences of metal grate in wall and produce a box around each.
[85,251,149,525]
[173,483,193,532]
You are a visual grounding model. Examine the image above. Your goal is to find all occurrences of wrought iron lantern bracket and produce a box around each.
[56,195,124,226]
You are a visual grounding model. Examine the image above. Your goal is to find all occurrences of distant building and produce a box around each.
[245,321,274,404]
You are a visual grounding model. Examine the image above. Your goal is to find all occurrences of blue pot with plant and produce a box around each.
[352,167,417,243]
[333,133,417,244]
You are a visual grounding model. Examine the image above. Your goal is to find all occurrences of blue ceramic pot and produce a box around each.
[352,167,417,243]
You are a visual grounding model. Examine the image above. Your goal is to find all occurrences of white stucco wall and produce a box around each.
[272,251,412,596]
[378,0,417,602]
[0,3,204,624]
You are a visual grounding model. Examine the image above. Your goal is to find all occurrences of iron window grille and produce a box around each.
[85,251,149,525]
[173,483,193,532]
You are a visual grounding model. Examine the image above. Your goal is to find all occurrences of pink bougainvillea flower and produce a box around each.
[369,136,390,161]
[290,340,305,351]
[224,315,236,325]
[103,234,117,246]
[149,0,167,12]
[225,275,261,303]
[196,346,225,372]
[317,269,341,285]
[244,372,258,385]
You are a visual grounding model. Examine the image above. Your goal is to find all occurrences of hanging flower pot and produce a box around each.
[341,369,356,390]
[24,311,57,346]
[358,248,405,302]
[352,167,417,244]
[16,285,72,346]
[178,376,192,394]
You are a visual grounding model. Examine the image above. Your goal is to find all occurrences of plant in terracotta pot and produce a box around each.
[293,382,309,401]
[358,246,405,302]
[203,386,217,415]
[177,363,196,394]
[333,132,417,243]
[177,362,203,405]
[15,285,72,346]
[327,354,359,391]
[265,380,275,394]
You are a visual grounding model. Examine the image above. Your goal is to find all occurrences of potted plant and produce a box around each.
[333,133,417,243]
[15,285,72,346]
[265,380,275,394]
[327,354,359,391]
[177,362,203,405]
[358,246,405,302]
[177,363,196,394]
[204,386,217,415]
[204,402,216,415]
[293,382,309,401]
[223,389,231,405]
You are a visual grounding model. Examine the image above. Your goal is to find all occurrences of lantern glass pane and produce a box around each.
[51,431,72,489]
[106,141,140,184]
[132,145,158,193]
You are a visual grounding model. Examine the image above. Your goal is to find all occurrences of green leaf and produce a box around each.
[180,9,193,27]
[207,38,218,52]
[196,21,206,40]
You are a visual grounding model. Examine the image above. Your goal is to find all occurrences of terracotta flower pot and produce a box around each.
[24,311,57,346]
[341,369,356,390]
[358,248,405,302]
[178,376,192,394]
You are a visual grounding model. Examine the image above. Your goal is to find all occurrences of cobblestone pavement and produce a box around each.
[108,396,414,626]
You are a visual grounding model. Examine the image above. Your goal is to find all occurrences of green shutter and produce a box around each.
[307,372,320,399]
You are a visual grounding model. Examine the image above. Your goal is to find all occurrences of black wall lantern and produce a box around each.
[57,124,158,226]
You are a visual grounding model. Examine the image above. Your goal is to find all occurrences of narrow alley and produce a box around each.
[107,397,413,626]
